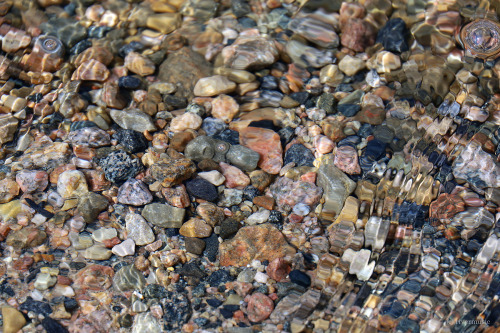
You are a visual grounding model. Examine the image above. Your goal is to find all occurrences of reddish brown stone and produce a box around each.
[219,223,296,267]
[239,127,283,175]
[12,256,34,272]
[430,193,465,221]
[266,258,291,282]
[253,196,275,210]
[161,184,190,208]
[74,264,114,291]
[103,237,121,248]
[227,281,253,297]
[170,131,195,152]
[353,107,386,125]
[150,158,196,187]
[49,164,77,184]
[246,292,274,322]
[82,169,111,192]
[340,18,376,52]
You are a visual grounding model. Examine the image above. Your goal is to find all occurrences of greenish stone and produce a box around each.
[226,145,260,172]
[141,202,185,228]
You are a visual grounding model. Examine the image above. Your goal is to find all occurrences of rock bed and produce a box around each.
[0,0,499,332]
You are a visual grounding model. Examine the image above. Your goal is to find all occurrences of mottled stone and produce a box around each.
[288,15,339,48]
[0,178,19,203]
[126,213,155,245]
[150,158,196,187]
[16,170,48,193]
[334,145,361,175]
[146,13,181,34]
[179,218,213,238]
[266,258,291,282]
[219,223,296,267]
[226,145,260,172]
[247,293,274,322]
[0,115,18,145]
[77,192,109,223]
[98,150,143,184]
[340,18,376,52]
[270,177,323,212]
[430,193,465,220]
[68,127,110,147]
[169,112,203,132]
[239,127,283,174]
[316,156,357,220]
[222,35,278,70]
[284,144,315,167]
[117,178,153,206]
[211,94,239,123]
[142,202,185,228]
[57,170,88,198]
[6,227,47,249]
[83,244,112,260]
[71,59,109,81]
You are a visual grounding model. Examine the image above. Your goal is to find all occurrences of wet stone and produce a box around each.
[114,265,146,292]
[98,150,143,184]
[118,76,142,90]
[377,18,410,53]
[113,129,148,154]
[226,145,260,172]
[117,178,153,206]
[284,144,315,167]
[77,192,108,223]
[338,104,361,117]
[142,202,185,228]
[185,178,218,202]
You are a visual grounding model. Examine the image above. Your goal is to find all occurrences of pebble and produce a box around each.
[219,162,250,189]
[169,112,203,132]
[211,94,239,123]
[109,109,156,132]
[198,170,226,186]
[333,145,361,175]
[185,178,218,202]
[77,192,108,223]
[98,150,143,184]
[246,293,274,322]
[222,35,278,70]
[239,127,283,174]
[377,18,409,53]
[2,307,26,333]
[284,144,315,167]
[112,239,136,257]
[179,218,212,238]
[83,245,112,260]
[113,129,148,154]
[194,75,237,97]
[16,170,48,193]
[246,209,271,225]
[117,178,153,206]
[338,55,366,76]
[57,170,88,198]
[113,265,146,292]
[219,224,296,267]
[126,213,155,245]
[141,202,185,228]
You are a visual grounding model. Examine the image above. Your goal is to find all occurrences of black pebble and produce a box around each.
[42,317,68,333]
[118,76,142,90]
[206,298,223,308]
[63,298,78,312]
[338,104,361,117]
[289,270,311,288]
[69,39,92,56]
[206,269,234,287]
[284,144,315,167]
[278,127,295,146]
[219,218,240,239]
[203,233,219,262]
[376,18,410,53]
[178,260,207,279]
[243,186,260,201]
[118,41,144,58]
[113,129,149,153]
[268,210,283,224]
[98,150,143,184]
[20,297,52,316]
[289,91,309,105]
[143,284,168,299]
[248,120,279,132]
[185,178,218,202]
[213,128,240,145]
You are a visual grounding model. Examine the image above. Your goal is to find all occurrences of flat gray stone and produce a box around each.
[110,108,156,132]
[141,202,186,228]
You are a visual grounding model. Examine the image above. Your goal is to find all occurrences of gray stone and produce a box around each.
[184,135,229,162]
[110,109,156,132]
[316,156,356,221]
[226,145,260,172]
[141,202,185,228]
[114,265,146,292]
[77,192,109,223]
[126,213,155,246]
[83,245,112,260]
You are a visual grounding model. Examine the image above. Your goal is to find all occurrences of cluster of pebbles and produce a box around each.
[0,0,499,332]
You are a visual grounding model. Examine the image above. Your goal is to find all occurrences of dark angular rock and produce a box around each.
[203,233,219,262]
[185,178,218,202]
[98,150,143,184]
[185,237,206,255]
[243,186,260,201]
[268,210,283,224]
[289,270,311,287]
[338,104,361,117]
[206,298,223,308]
[206,269,234,287]
[376,18,410,53]
[118,76,142,90]
[231,0,251,17]
[118,41,144,58]
[143,284,168,299]
[63,298,78,312]
[213,128,240,145]
[113,129,148,153]
[42,317,68,333]
[219,218,240,239]
[20,297,52,316]
[284,144,315,167]
[161,291,192,331]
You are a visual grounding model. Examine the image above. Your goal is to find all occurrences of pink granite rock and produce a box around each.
[219,162,250,189]
[211,94,239,123]
[239,127,283,174]
[246,292,274,322]
[334,145,361,175]
[16,170,48,193]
